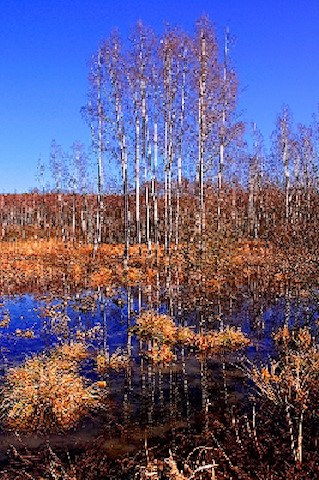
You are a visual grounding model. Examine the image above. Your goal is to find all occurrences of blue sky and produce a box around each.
[1,0,319,193]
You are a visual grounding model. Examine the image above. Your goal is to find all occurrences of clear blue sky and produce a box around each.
[1,0,319,193]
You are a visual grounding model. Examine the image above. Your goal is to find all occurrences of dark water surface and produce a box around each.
[0,290,318,466]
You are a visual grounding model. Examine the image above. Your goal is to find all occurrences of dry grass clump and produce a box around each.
[0,344,98,433]
[97,348,130,374]
[273,325,312,352]
[134,312,249,370]
[134,312,249,365]
[14,328,35,338]
[195,326,250,354]
[246,326,319,465]
[134,312,177,344]
[176,326,196,346]
[75,323,103,341]
[147,343,175,367]
[53,342,89,361]
[250,326,319,408]
[0,312,10,328]
[134,312,178,367]
[139,451,217,480]
[249,360,282,405]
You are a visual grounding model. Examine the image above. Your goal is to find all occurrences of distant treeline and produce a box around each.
[1,180,319,249]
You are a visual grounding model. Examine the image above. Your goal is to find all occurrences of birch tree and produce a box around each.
[87,49,105,254]
[127,21,156,253]
[272,106,294,227]
[160,25,189,254]
[295,124,317,226]
[247,123,264,239]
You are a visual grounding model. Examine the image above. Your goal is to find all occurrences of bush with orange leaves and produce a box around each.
[0,343,99,433]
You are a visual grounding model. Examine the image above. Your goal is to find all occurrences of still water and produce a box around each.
[0,289,317,465]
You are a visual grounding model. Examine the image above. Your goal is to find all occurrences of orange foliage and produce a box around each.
[1,343,99,433]
[134,312,177,344]
[148,343,175,367]
[96,348,130,374]
[195,326,250,354]
[90,267,112,288]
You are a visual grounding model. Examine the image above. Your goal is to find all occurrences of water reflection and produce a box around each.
[0,288,318,463]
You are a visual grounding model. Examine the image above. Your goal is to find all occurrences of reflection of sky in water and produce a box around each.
[0,293,130,371]
[0,291,318,458]
[0,291,317,370]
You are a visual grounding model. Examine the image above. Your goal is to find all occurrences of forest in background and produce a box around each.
[2,16,319,255]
